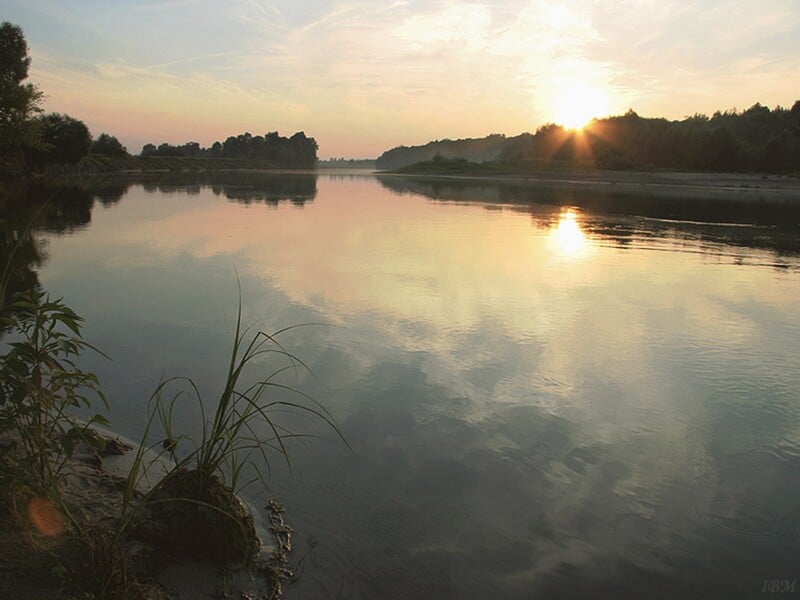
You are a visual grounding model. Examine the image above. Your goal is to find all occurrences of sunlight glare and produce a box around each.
[552,81,610,130]
[550,209,586,257]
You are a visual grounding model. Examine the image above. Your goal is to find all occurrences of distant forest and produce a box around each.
[376,102,800,174]
[140,131,318,169]
[0,22,319,176]
[317,158,376,169]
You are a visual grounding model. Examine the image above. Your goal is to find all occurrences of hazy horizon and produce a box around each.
[5,0,799,159]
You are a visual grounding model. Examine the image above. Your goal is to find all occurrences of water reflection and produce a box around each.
[8,174,800,599]
[378,175,800,261]
[0,183,103,313]
[139,172,318,206]
[550,209,586,257]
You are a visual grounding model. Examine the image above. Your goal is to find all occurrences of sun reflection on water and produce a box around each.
[550,209,586,257]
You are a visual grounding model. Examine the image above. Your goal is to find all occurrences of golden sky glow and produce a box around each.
[551,78,611,130]
[5,1,800,157]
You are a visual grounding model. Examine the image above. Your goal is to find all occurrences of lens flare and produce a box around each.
[28,497,65,537]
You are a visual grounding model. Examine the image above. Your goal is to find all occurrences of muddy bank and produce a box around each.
[0,428,291,599]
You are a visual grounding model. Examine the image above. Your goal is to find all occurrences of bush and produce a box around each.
[0,290,108,499]
[91,133,128,158]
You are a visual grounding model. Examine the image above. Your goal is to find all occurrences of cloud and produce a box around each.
[15,0,800,155]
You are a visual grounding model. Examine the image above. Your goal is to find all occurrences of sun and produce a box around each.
[552,81,610,130]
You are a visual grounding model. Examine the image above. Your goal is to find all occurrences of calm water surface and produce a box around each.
[11,174,800,598]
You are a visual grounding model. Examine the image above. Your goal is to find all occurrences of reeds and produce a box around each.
[0,270,345,597]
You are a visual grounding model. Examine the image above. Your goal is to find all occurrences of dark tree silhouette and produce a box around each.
[139,130,318,168]
[28,113,92,165]
[378,101,800,174]
[0,22,43,164]
[91,132,128,157]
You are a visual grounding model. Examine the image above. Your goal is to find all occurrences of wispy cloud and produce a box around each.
[11,0,800,155]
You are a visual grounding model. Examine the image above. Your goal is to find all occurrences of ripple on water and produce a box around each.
[563,445,605,475]
[700,450,795,539]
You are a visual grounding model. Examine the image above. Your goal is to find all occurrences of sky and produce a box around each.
[5,0,800,158]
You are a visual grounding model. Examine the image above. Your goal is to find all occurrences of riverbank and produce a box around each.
[0,426,285,599]
[384,161,800,199]
[18,154,800,200]
[38,154,308,177]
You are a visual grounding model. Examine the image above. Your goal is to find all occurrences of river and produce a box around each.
[5,172,800,598]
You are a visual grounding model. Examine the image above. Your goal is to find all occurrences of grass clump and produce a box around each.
[133,287,345,569]
[0,274,343,598]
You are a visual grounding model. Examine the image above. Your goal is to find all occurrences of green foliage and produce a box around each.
[0,22,44,160]
[0,22,31,83]
[2,23,129,175]
[0,289,108,498]
[29,113,93,165]
[146,288,344,493]
[0,238,337,593]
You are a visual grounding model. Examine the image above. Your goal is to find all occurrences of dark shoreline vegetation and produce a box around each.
[382,159,800,199]
[0,267,343,598]
[0,174,335,597]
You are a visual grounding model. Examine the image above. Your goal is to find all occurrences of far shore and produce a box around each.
[377,166,800,200]
[12,154,800,202]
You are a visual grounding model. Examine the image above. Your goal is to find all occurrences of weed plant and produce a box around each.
[167,291,342,490]
[122,287,347,567]
[0,230,343,596]
[0,289,108,514]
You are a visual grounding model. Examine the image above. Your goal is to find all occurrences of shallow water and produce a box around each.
[8,173,800,598]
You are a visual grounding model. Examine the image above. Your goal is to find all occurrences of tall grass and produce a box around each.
[109,280,349,579]
[0,223,344,595]
[148,281,347,493]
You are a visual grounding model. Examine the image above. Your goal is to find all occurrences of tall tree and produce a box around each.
[91,132,128,157]
[0,22,44,158]
[28,113,92,165]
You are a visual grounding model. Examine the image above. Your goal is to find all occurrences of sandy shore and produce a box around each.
[378,168,800,200]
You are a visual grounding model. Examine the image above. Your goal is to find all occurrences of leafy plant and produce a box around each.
[0,264,344,595]
[0,289,108,501]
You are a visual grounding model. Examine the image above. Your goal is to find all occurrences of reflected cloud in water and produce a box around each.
[18,173,800,599]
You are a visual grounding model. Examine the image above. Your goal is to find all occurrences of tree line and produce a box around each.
[0,22,131,175]
[0,22,317,177]
[375,134,513,170]
[377,103,800,174]
[501,104,800,173]
[140,130,317,169]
